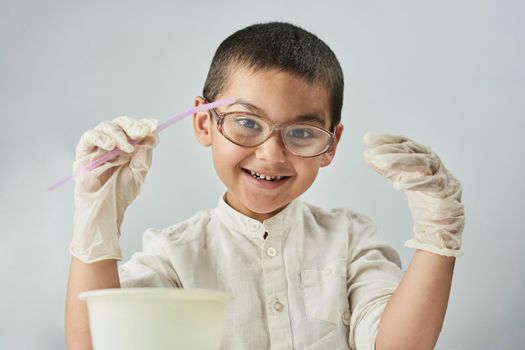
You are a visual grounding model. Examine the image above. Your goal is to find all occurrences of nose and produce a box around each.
[254,132,287,164]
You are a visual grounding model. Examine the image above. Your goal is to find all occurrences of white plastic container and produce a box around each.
[79,288,232,350]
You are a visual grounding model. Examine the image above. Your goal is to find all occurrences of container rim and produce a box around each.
[78,287,233,303]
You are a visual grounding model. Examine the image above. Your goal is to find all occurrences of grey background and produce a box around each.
[1,0,523,349]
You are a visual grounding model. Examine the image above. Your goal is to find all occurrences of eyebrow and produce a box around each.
[229,99,328,128]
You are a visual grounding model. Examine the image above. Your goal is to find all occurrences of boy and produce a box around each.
[66,22,464,350]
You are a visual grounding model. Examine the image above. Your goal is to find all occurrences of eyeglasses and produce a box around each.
[208,107,335,158]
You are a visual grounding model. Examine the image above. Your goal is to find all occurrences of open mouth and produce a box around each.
[242,168,291,182]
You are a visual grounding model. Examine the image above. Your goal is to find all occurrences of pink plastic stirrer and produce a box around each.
[48,98,235,191]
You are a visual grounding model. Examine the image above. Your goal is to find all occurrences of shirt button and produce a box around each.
[249,222,259,231]
[266,247,277,257]
[324,267,332,277]
[273,301,284,312]
[342,310,351,325]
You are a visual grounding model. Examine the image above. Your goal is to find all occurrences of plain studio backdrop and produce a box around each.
[1,1,523,349]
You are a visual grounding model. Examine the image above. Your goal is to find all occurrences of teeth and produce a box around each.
[246,169,284,181]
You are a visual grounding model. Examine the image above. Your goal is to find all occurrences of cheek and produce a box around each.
[294,158,323,184]
[211,138,247,175]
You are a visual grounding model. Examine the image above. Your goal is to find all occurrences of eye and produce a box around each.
[235,117,262,130]
[286,128,314,139]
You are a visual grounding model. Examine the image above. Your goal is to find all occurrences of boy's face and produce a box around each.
[194,67,343,221]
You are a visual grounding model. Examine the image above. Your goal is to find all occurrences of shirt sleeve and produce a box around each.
[119,228,182,288]
[345,211,404,350]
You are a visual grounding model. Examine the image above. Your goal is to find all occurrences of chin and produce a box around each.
[243,196,290,216]
[249,203,283,215]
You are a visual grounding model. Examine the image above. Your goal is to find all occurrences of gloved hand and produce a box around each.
[363,132,464,257]
[70,116,159,263]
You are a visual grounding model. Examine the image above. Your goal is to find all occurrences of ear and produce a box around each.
[193,96,213,147]
[320,123,344,167]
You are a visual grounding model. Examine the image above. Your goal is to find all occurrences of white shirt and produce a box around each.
[119,195,403,350]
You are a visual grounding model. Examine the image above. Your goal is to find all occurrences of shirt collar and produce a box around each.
[214,192,303,240]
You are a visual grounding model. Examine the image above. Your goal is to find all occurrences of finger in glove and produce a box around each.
[363,132,410,148]
[75,129,117,159]
[94,121,135,153]
[392,172,447,192]
[112,116,158,141]
[364,152,440,176]
[365,140,431,156]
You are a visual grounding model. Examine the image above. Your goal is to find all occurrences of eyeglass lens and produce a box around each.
[221,113,331,157]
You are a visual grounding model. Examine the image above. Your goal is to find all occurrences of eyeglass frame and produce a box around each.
[205,101,336,158]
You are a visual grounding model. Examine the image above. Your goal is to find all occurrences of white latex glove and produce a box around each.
[363,132,464,257]
[70,116,159,263]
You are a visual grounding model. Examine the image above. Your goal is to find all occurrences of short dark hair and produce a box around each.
[202,22,344,130]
